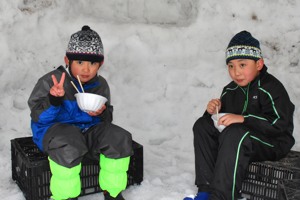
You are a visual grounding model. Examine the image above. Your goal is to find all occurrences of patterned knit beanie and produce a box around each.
[226,31,262,64]
[66,25,104,62]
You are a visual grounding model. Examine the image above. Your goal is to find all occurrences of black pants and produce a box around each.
[42,122,133,168]
[193,115,293,200]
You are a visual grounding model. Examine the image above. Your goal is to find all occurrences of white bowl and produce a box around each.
[75,93,107,112]
[211,113,228,132]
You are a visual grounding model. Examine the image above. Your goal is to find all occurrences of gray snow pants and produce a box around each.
[42,122,133,168]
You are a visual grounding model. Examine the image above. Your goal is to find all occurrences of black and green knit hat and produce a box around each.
[226,31,262,64]
[66,25,104,62]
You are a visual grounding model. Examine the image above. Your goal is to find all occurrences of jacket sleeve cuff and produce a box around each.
[48,93,64,106]
[243,115,249,124]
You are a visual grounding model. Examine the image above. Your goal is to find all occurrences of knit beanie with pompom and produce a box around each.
[66,25,104,63]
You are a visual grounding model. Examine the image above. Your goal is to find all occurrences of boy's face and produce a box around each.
[227,59,264,87]
[65,56,103,83]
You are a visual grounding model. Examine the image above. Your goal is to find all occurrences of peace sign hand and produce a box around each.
[50,72,66,97]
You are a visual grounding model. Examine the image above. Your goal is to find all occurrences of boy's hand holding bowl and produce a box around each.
[211,113,228,132]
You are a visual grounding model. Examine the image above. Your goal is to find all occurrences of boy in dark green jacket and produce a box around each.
[185,31,295,200]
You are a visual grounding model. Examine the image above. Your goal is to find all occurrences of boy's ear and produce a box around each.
[64,56,69,66]
[99,60,104,68]
[256,58,264,70]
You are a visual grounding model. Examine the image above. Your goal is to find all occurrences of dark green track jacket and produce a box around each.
[220,65,295,144]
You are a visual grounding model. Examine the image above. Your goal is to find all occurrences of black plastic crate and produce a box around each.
[241,151,300,200]
[11,137,143,200]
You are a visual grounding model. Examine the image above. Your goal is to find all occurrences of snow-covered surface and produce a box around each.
[1,0,300,199]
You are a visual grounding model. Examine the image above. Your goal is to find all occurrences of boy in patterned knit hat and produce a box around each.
[184,31,295,200]
[28,25,132,200]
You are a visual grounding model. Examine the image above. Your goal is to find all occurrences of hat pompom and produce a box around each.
[82,25,90,31]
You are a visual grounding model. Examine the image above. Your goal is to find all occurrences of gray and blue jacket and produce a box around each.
[28,66,112,151]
